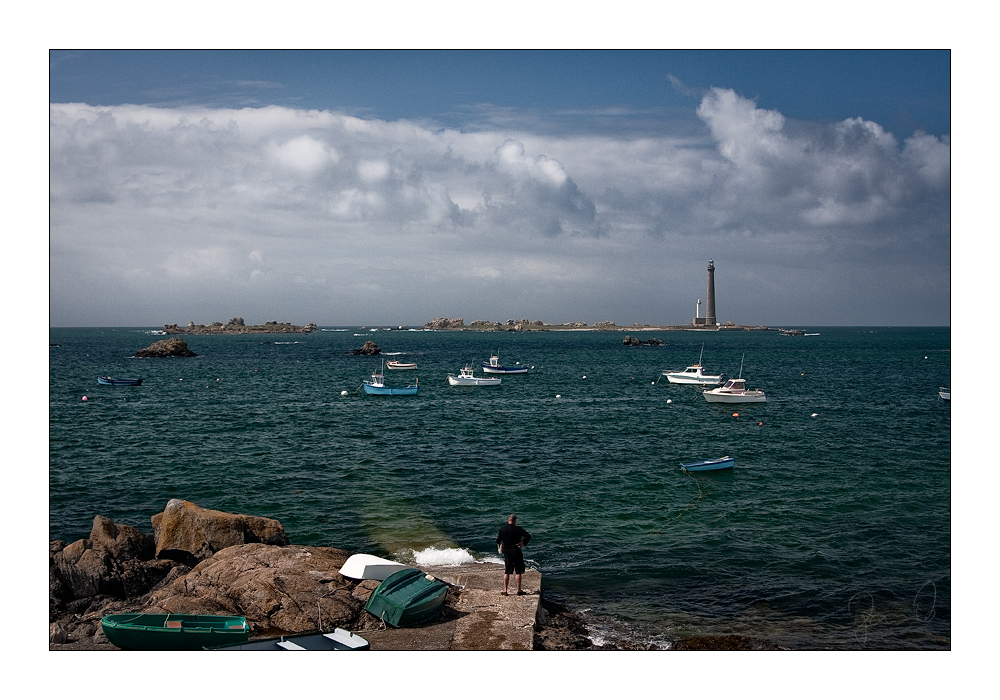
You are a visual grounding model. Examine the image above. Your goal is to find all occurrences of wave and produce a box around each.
[409,546,478,567]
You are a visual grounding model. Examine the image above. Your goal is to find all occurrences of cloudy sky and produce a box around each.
[49,49,951,327]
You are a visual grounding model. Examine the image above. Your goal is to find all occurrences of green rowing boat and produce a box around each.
[101,613,250,650]
[363,567,449,628]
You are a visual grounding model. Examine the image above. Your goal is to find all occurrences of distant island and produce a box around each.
[163,317,317,335]
[421,317,786,332]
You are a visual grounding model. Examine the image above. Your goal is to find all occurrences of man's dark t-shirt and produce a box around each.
[497,524,531,552]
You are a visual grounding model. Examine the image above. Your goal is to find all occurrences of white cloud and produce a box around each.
[49,93,949,327]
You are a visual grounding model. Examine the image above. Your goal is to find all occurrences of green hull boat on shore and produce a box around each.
[101,613,250,650]
[364,568,449,627]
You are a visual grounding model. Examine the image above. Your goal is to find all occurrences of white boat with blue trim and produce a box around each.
[481,354,529,374]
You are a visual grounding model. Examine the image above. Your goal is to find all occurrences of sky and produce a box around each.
[49,49,951,327]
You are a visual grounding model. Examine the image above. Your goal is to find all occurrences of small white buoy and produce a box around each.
[811,413,819,417]
[666,399,672,404]
[341,390,348,396]
[582,375,587,379]
[82,396,88,401]
[555,394,561,398]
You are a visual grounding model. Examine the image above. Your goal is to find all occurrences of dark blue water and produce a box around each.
[49,326,950,649]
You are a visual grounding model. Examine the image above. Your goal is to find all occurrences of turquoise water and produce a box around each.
[49,326,950,649]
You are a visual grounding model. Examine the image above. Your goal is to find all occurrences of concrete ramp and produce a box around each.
[359,562,541,651]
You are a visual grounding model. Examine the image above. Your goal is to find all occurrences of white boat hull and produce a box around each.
[448,375,501,386]
[664,373,723,385]
[703,390,766,403]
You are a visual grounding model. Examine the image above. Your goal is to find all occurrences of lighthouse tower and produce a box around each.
[693,261,718,326]
[705,260,717,326]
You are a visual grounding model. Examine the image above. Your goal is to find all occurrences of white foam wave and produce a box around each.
[411,546,477,567]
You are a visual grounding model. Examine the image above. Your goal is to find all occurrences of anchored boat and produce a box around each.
[661,345,723,385]
[97,376,143,386]
[703,354,765,403]
[363,362,419,395]
[448,366,502,386]
[101,613,249,650]
[680,456,735,472]
[481,353,529,374]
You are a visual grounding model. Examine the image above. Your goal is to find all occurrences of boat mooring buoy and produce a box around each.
[82,396,87,401]
[811,413,819,417]
[732,412,739,417]
[341,390,348,396]
[556,394,561,398]
[666,399,672,403]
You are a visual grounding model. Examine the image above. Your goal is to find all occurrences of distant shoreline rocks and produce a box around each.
[163,317,317,335]
[134,338,197,357]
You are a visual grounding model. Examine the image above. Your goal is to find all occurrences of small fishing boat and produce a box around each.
[680,455,735,472]
[481,353,529,374]
[939,387,950,401]
[703,354,765,403]
[661,345,723,385]
[101,613,249,650]
[386,360,418,370]
[97,376,143,386]
[362,362,418,395]
[209,628,370,651]
[364,567,449,628]
[448,366,502,386]
[339,553,409,581]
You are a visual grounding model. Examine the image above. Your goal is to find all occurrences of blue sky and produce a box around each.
[49,49,951,327]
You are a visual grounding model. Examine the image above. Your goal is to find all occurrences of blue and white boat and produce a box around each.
[362,363,418,395]
[481,353,529,374]
[680,456,735,472]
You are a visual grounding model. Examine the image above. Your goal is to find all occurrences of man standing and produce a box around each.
[496,514,531,596]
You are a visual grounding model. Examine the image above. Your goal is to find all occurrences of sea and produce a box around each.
[48,326,951,650]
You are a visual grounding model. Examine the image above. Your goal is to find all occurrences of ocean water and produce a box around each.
[49,326,950,649]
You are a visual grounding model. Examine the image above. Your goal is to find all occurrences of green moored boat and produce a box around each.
[101,613,250,650]
[363,568,449,627]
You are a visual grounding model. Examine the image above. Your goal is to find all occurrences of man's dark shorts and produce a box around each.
[504,549,525,575]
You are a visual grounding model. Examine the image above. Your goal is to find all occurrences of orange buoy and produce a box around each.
[732,412,739,417]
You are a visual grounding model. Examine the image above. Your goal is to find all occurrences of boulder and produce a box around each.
[134,337,197,357]
[141,543,361,635]
[49,517,176,609]
[353,340,381,355]
[151,499,289,564]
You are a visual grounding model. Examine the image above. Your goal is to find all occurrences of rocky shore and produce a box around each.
[50,500,783,651]
[48,500,597,651]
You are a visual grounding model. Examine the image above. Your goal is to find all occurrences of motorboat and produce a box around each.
[939,387,950,401]
[703,378,766,403]
[386,360,418,370]
[97,376,143,386]
[481,353,529,374]
[661,344,722,385]
[680,456,735,472]
[448,366,502,386]
[362,362,418,395]
[662,365,723,385]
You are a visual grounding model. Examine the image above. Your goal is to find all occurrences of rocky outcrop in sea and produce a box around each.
[353,340,381,355]
[134,338,198,357]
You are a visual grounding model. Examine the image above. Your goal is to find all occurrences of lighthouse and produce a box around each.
[692,261,717,326]
[705,259,717,326]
